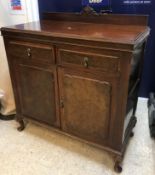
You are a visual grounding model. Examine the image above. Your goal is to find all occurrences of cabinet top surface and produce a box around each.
[2,14,150,46]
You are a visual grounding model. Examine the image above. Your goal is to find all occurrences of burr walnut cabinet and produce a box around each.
[1,12,150,172]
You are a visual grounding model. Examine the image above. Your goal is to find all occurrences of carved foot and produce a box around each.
[114,162,122,173]
[114,156,123,173]
[129,116,137,138]
[17,119,25,131]
[130,131,134,137]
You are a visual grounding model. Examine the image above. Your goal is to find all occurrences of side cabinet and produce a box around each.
[6,39,60,127]
[1,12,150,173]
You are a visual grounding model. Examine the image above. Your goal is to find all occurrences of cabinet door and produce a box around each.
[58,68,113,145]
[13,61,60,127]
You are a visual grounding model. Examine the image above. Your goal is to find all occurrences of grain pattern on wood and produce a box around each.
[17,64,60,127]
[8,41,55,64]
[1,19,149,46]
[43,12,148,26]
[60,71,111,145]
[58,49,120,73]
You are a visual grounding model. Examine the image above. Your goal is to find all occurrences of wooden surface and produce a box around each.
[2,20,149,45]
[58,48,120,73]
[1,13,150,172]
[43,12,148,26]
[16,65,59,126]
[8,41,55,64]
[58,69,111,145]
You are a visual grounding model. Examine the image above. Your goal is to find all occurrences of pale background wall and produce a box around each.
[0,0,39,115]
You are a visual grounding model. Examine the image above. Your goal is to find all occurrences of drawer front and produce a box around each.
[58,49,120,73]
[8,41,55,64]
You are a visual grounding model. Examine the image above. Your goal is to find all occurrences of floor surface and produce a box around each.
[0,98,155,175]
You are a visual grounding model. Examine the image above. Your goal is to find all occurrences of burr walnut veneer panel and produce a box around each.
[59,70,111,145]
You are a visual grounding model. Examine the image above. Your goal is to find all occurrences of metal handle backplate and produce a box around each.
[27,48,31,57]
[60,99,64,108]
[83,57,89,68]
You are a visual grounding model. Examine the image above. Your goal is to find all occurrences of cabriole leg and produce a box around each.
[114,156,123,173]
[17,119,25,131]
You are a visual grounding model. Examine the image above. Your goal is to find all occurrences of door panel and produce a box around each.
[16,63,60,127]
[59,68,112,145]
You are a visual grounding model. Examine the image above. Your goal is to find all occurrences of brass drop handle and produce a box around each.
[83,57,89,68]
[60,99,64,108]
[27,48,31,57]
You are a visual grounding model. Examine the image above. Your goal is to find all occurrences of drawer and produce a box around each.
[58,49,120,73]
[8,41,55,64]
